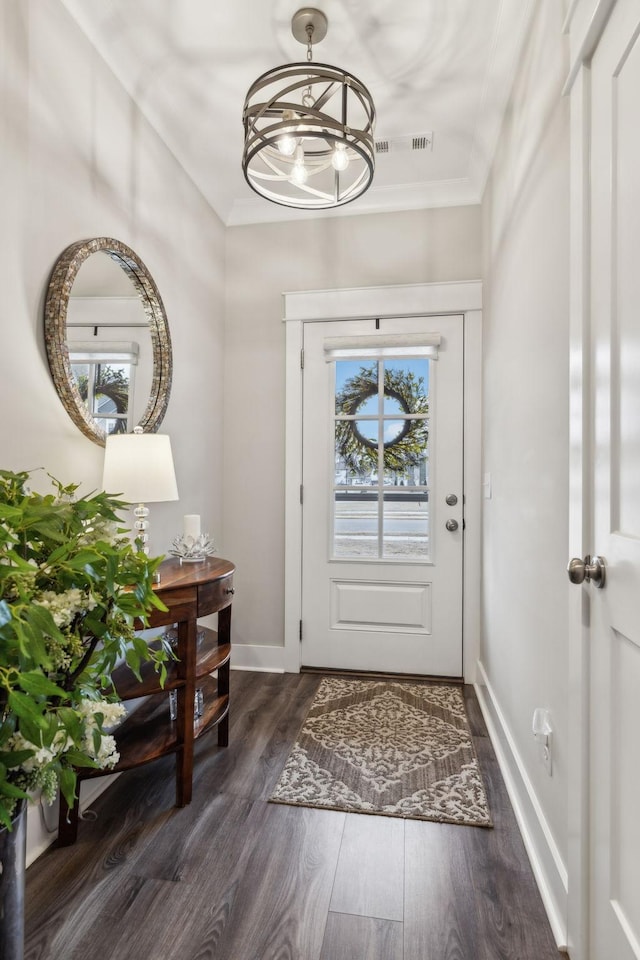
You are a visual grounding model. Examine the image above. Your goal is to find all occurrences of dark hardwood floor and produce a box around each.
[24,672,561,959]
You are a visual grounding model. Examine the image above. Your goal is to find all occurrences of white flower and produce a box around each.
[8,699,125,778]
[8,731,56,772]
[78,698,125,769]
[78,698,125,730]
[37,587,97,628]
[79,518,121,547]
[8,729,73,772]
[90,734,120,769]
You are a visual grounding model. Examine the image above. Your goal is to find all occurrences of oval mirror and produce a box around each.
[44,238,172,446]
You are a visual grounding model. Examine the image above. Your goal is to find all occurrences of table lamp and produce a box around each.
[102,426,179,554]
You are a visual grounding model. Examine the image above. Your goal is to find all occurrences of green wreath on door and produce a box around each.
[335,365,429,475]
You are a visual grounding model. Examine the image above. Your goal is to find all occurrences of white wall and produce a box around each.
[0,1,225,860]
[479,0,570,944]
[223,206,482,655]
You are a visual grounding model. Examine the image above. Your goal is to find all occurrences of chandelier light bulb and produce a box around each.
[277,109,298,156]
[291,146,308,185]
[277,135,297,156]
[331,142,350,172]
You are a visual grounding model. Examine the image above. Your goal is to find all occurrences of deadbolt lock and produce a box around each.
[445,494,458,506]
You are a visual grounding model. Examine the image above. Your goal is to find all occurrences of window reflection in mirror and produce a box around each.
[66,253,153,436]
[69,350,136,435]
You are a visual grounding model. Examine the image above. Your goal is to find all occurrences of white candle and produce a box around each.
[183,514,201,540]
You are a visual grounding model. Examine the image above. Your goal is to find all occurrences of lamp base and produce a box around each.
[134,503,150,555]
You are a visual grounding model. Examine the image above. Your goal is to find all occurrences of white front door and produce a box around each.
[587,2,640,956]
[300,315,464,676]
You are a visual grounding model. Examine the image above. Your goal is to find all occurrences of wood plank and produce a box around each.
[320,913,403,960]
[404,818,482,960]
[198,802,346,960]
[404,740,560,960]
[201,672,320,802]
[95,799,342,960]
[95,798,262,960]
[80,877,194,960]
[26,757,179,955]
[464,738,560,960]
[329,813,404,921]
[462,682,490,738]
[125,786,255,885]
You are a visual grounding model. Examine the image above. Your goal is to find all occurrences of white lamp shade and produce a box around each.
[102,432,179,504]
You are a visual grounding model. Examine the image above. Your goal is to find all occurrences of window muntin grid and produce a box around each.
[332,357,430,561]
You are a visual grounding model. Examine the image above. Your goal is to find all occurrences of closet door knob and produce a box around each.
[567,555,606,588]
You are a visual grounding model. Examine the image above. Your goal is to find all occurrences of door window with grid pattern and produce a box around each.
[332,357,430,561]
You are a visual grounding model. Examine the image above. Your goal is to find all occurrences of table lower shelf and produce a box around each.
[79,674,229,779]
[112,628,230,700]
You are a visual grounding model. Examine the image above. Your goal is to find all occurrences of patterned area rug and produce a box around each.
[270,677,492,827]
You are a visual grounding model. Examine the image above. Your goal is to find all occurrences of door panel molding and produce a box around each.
[331,579,431,633]
[284,281,482,678]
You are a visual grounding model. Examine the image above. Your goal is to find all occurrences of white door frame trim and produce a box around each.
[283,280,483,677]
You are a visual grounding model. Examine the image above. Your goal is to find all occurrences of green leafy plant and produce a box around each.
[0,469,170,829]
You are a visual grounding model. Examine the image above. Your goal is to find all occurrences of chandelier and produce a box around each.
[242,7,376,210]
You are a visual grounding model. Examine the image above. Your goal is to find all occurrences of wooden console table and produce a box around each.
[58,556,235,846]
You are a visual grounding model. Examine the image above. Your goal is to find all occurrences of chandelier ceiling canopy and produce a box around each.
[242,7,376,211]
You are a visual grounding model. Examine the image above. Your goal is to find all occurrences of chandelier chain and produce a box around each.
[304,24,315,107]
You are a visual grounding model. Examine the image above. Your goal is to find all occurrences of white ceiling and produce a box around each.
[61,0,533,226]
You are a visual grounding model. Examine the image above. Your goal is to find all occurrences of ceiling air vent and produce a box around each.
[375,133,433,155]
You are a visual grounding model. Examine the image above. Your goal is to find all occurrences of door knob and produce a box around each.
[567,555,606,588]
[445,519,459,532]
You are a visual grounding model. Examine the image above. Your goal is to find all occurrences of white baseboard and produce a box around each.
[475,661,569,952]
[231,642,285,673]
